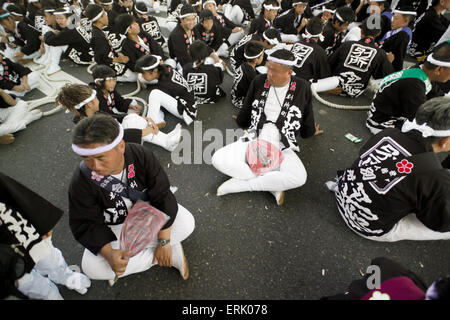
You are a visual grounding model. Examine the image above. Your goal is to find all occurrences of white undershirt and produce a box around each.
[259,82,290,149]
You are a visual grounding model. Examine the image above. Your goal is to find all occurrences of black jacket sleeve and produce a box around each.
[236,73,259,128]
[18,22,40,56]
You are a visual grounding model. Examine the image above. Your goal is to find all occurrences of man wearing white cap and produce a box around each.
[367,42,450,134]
[68,114,194,284]
[212,49,322,206]
[333,97,450,242]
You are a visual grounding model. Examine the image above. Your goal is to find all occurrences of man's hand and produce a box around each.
[107,249,130,276]
[153,244,172,267]
[387,52,395,63]
[14,51,24,59]
[314,123,323,136]
[128,104,141,113]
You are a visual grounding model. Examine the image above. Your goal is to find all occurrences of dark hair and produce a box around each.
[72,114,120,146]
[5,4,25,17]
[424,41,450,70]
[92,64,117,89]
[413,97,450,144]
[199,8,214,21]
[80,0,91,10]
[432,0,441,7]
[263,28,282,43]
[180,4,196,17]
[361,16,381,37]
[305,16,324,36]
[190,40,210,63]
[262,0,279,15]
[244,40,265,62]
[115,13,135,34]
[134,1,149,14]
[333,6,354,25]
[53,8,70,18]
[135,55,171,81]
[85,3,103,21]
[427,276,450,300]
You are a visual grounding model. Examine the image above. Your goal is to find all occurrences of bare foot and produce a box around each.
[0,134,15,144]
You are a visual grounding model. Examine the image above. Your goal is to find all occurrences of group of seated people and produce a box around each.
[0,0,449,300]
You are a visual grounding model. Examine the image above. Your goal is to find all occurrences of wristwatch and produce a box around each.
[158,239,170,247]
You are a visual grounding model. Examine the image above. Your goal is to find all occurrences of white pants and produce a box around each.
[211,138,307,193]
[16,245,91,300]
[4,71,41,97]
[216,43,230,58]
[228,29,245,47]
[117,69,138,83]
[121,113,182,151]
[312,76,340,93]
[3,46,40,63]
[358,214,450,242]
[0,100,40,136]
[280,33,300,44]
[146,89,183,123]
[81,203,195,281]
[223,4,245,26]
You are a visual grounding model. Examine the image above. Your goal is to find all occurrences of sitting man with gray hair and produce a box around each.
[333,97,450,242]
[68,114,194,284]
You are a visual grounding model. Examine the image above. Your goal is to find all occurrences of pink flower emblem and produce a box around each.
[264,79,269,88]
[290,82,296,91]
[128,164,135,179]
[396,159,414,174]
[91,171,104,182]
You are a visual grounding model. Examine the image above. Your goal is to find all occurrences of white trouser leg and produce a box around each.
[4,72,41,97]
[81,203,195,280]
[312,76,340,92]
[212,139,307,192]
[362,214,450,242]
[117,69,138,82]
[164,21,178,34]
[216,43,229,57]
[147,89,182,123]
[223,5,244,25]
[0,100,39,136]
[228,29,245,46]
[16,269,63,300]
[34,245,91,294]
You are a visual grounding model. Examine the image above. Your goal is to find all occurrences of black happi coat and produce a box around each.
[236,74,316,151]
[230,33,266,72]
[26,5,45,32]
[12,21,41,56]
[409,7,449,56]
[90,82,133,116]
[0,172,63,273]
[146,66,197,120]
[366,67,441,131]
[290,38,331,82]
[91,26,126,76]
[274,8,309,36]
[182,62,224,104]
[0,58,31,90]
[44,27,93,65]
[379,28,411,72]
[328,37,394,98]
[136,15,165,46]
[214,12,236,39]
[319,21,344,56]
[232,0,255,21]
[248,15,274,35]
[168,23,196,67]
[193,23,228,52]
[121,32,166,72]
[231,61,258,109]
[335,129,450,237]
[68,143,178,255]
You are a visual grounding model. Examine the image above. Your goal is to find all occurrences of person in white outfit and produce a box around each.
[212,49,323,205]
[68,114,194,284]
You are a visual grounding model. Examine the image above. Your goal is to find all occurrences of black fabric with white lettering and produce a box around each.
[136,15,165,46]
[68,143,178,255]
[231,62,258,109]
[230,33,267,72]
[91,26,126,76]
[121,31,166,72]
[44,27,93,65]
[290,39,331,82]
[379,29,410,72]
[182,62,224,104]
[0,58,31,90]
[335,129,450,237]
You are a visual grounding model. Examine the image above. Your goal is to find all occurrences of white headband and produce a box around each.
[44,9,56,13]
[292,1,307,6]
[54,9,71,15]
[203,0,216,8]
[427,54,450,67]
[179,12,197,18]
[401,119,450,138]
[141,55,161,71]
[135,6,148,14]
[90,10,104,22]
[192,0,202,6]
[394,9,417,16]
[72,123,124,156]
[244,50,264,60]
[94,77,116,83]
[335,12,344,22]
[268,55,296,66]
[263,32,280,45]
[322,8,335,13]
[10,12,23,17]
[101,0,113,5]
[67,90,97,113]
[303,30,325,42]
[263,4,280,10]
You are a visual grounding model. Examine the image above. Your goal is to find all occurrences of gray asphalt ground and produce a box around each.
[1,17,449,300]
